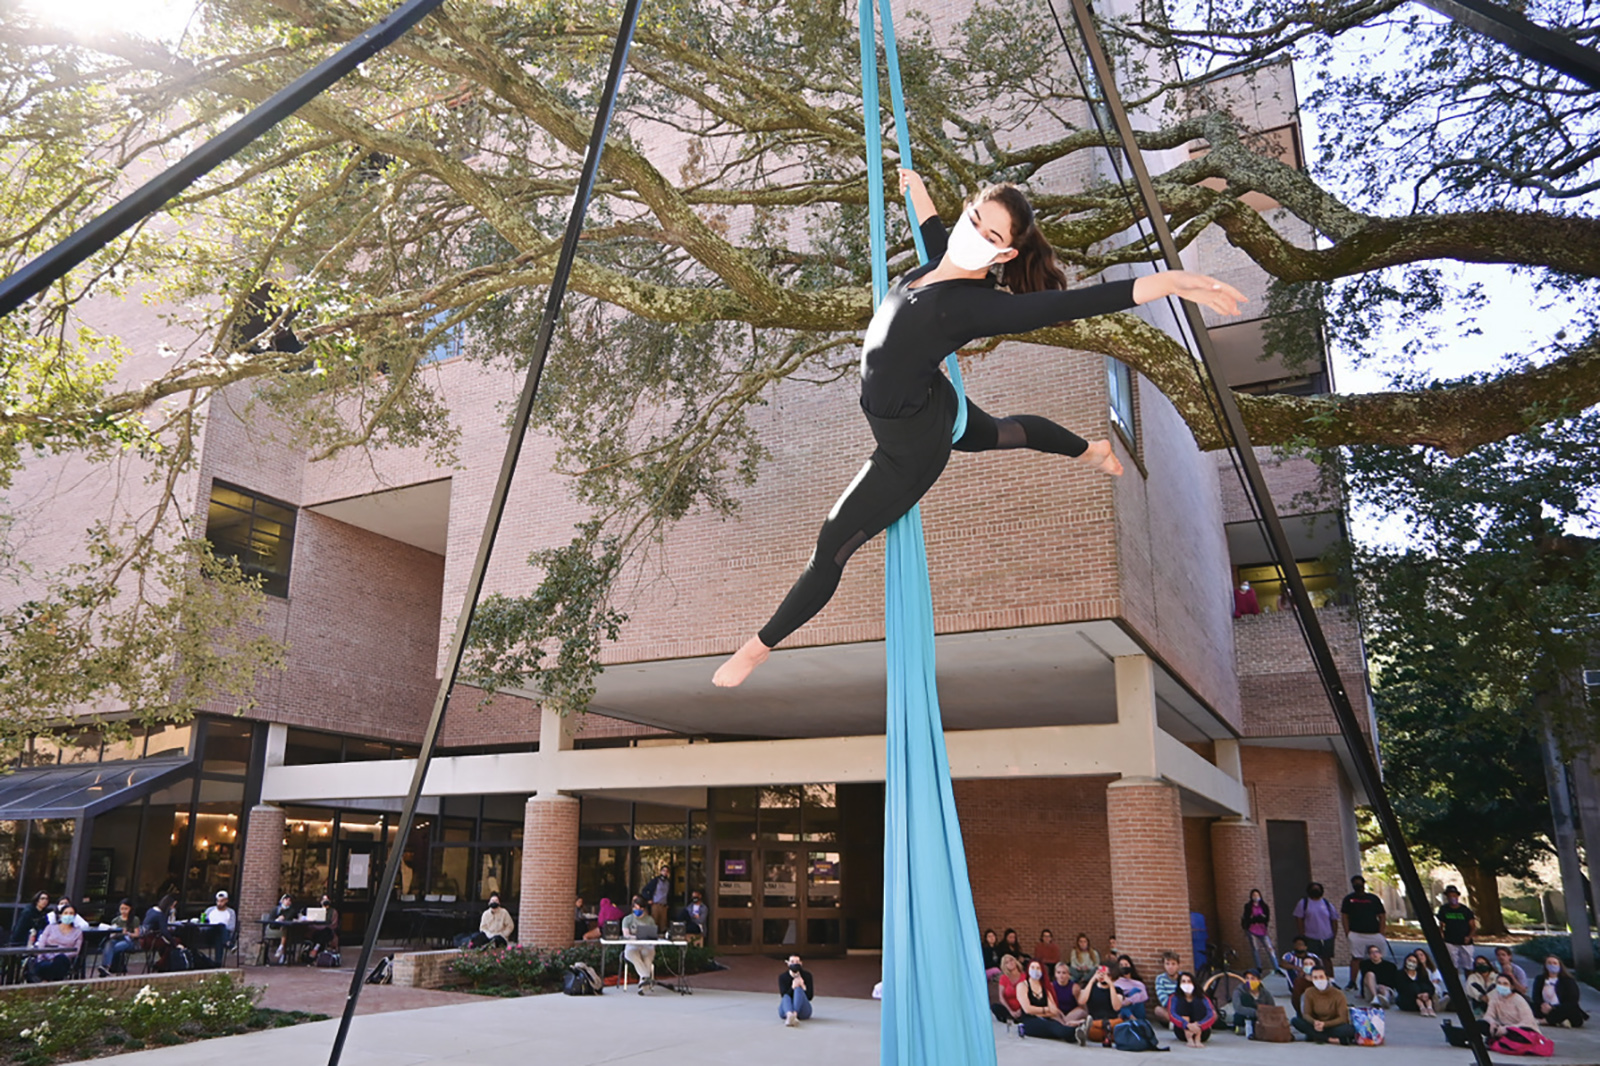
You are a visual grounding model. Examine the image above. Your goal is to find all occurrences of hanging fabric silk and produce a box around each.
[860,1,995,1063]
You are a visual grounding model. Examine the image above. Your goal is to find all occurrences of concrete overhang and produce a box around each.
[586,620,1234,744]
[305,478,450,554]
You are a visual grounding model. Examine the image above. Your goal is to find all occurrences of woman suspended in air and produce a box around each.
[713,171,1246,687]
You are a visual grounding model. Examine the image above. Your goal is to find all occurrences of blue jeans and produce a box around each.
[102,936,135,972]
[780,987,813,1020]
[1120,1002,1148,1022]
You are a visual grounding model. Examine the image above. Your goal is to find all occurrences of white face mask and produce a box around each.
[946,211,1010,271]
[1029,968,1042,979]
[1311,978,1329,991]
[1496,985,1513,997]
[1179,982,1194,994]
[1547,962,1561,974]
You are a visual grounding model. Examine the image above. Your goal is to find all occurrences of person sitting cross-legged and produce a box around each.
[1015,959,1077,1041]
[1230,968,1275,1035]
[1291,966,1357,1045]
[991,953,1025,1024]
[1112,955,1151,1021]
[1532,955,1589,1028]
[1168,971,1217,1048]
[1396,952,1438,1016]
[780,955,815,1027]
[1151,951,1182,1027]
[1484,972,1538,1039]
[1049,961,1089,1026]
[1073,963,1125,1047]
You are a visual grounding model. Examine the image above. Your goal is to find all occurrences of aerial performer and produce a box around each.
[713,170,1246,687]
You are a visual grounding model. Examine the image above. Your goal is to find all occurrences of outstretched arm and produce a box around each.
[1133,270,1247,316]
[898,168,938,225]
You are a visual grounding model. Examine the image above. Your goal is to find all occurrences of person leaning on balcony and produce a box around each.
[1291,966,1356,1045]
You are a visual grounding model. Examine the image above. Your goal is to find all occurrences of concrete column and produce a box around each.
[519,793,580,947]
[239,804,286,963]
[1115,654,1158,778]
[1210,818,1271,967]
[1214,737,1243,782]
[1106,776,1192,980]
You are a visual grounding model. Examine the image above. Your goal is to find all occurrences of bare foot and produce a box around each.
[1079,438,1124,477]
[713,636,771,687]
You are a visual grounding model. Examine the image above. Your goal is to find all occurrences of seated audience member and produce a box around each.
[99,899,139,976]
[621,896,657,992]
[1484,972,1538,1038]
[1412,948,1449,1006]
[1359,942,1400,1008]
[597,896,623,932]
[1495,945,1530,997]
[11,891,51,947]
[1168,971,1216,1047]
[1016,959,1075,1041]
[1291,966,1356,1045]
[265,894,297,964]
[48,897,90,931]
[1465,956,1498,1012]
[1001,928,1026,964]
[141,892,175,957]
[1050,961,1089,1025]
[1033,928,1061,968]
[1396,952,1437,1016]
[1532,955,1589,1028]
[1066,933,1097,985]
[477,892,514,948]
[201,890,237,968]
[29,902,83,982]
[779,954,815,1026]
[685,891,708,944]
[1074,963,1126,1046]
[1105,935,1119,961]
[574,896,593,941]
[1230,968,1275,1034]
[306,893,339,962]
[1113,955,1150,1021]
[1283,937,1327,1016]
[982,928,1004,978]
[991,953,1025,1024]
[1151,951,1182,1026]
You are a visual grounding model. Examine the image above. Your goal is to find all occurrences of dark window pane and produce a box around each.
[284,729,342,765]
[205,481,296,598]
[202,719,254,776]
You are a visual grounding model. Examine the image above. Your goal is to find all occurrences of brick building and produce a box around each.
[0,43,1375,983]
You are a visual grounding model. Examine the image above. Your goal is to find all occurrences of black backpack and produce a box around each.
[562,961,602,996]
[365,957,393,985]
[1112,1018,1168,1052]
[162,946,194,973]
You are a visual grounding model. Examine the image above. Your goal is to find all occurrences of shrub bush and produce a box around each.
[447,941,717,993]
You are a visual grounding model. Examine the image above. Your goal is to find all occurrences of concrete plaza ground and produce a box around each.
[63,966,1600,1066]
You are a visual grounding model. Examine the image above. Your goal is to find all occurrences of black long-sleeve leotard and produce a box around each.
[754,216,1139,649]
[859,217,1137,418]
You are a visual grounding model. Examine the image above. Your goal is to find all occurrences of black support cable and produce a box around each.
[1055,3,1494,1064]
[323,1,644,1062]
[0,0,449,320]
[1416,0,1600,89]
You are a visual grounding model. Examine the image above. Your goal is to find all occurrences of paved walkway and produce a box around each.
[60,972,1600,1066]
[242,963,483,1016]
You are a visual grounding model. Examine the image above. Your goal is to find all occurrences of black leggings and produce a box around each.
[757,379,1088,648]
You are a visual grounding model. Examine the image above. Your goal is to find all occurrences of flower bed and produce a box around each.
[448,942,718,994]
[0,974,324,1065]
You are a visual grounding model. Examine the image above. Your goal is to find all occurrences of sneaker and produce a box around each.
[786,1011,798,1027]
[95,965,111,978]
[1075,1025,1088,1048]
[1016,1023,1026,1039]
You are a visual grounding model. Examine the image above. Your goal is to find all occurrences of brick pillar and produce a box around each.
[1107,777,1193,979]
[519,794,579,948]
[1210,817,1270,966]
[239,804,285,964]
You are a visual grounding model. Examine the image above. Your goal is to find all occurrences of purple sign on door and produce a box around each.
[723,858,748,877]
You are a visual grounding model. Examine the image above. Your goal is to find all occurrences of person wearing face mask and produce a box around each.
[1436,885,1477,975]
[621,896,658,992]
[1292,882,1339,972]
[1531,955,1588,1028]
[1016,959,1076,1041]
[710,170,1246,688]
[1465,955,1499,1012]
[305,893,339,962]
[1290,966,1356,1044]
[26,902,82,982]
[1229,968,1275,1036]
[1281,936,1328,1017]
[1168,971,1216,1047]
[779,954,815,1026]
[1112,955,1150,1021]
[1483,972,1538,1038]
[1072,963,1126,1046]
[1240,888,1276,976]
[477,891,514,948]
[1395,952,1437,1016]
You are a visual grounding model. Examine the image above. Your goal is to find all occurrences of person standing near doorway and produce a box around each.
[642,862,672,932]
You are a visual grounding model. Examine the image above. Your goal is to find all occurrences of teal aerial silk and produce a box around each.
[860,2,995,1063]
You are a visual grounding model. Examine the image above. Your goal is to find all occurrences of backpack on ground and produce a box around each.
[315,949,342,968]
[562,961,603,996]
[160,946,194,973]
[1111,1017,1167,1052]
[1350,1006,1386,1046]
[1489,1027,1554,1057]
[365,957,393,985]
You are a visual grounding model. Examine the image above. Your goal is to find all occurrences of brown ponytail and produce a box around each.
[973,184,1068,293]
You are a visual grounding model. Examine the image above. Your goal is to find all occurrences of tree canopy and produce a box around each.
[0,0,1595,711]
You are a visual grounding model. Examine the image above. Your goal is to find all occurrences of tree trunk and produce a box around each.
[1458,860,1508,936]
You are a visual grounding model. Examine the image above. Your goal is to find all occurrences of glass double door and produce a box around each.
[716,846,842,954]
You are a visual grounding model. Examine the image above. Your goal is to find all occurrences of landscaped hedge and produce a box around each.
[0,973,322,1065]
[448,941,717,993]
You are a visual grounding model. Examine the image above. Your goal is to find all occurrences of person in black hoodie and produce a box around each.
[780,955,816,1027]
[10,891,50,946]
[1241,888,1276,975]
[1532,955,1589,1028]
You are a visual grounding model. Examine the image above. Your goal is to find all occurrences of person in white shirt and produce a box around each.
[201,890,237,967]
[47,897,91,931]
[478,893,514,947]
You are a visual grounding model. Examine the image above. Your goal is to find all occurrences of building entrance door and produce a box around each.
[713,845,844,955]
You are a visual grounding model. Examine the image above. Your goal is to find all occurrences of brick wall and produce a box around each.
[0,968,231,1007]
[1235,607,1370,742]
[238,805,286,952]
[519,795,580,947]
[390,948,467,989]
[1184,816,1218,953]
[1209,818,1270,963]
[1106,778,1195,979]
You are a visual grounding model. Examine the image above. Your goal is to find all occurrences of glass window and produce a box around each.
[420,309,463,365]
[576,846,629,908]
[579,797,631,841]
[99,727,146,763]
[206,481,296,597]
[284,729,342,765]
[21,819,74,897]
[281,809,335,902]
[185,804,240,907]
[1107,357,1136,442]
[1237,558,1345,611]
[344,739,397,763]
[145,724,191,759]
[201,719,254,777]
[0,820,19,903]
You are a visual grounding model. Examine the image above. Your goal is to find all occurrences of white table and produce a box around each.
[598,937,694,995]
